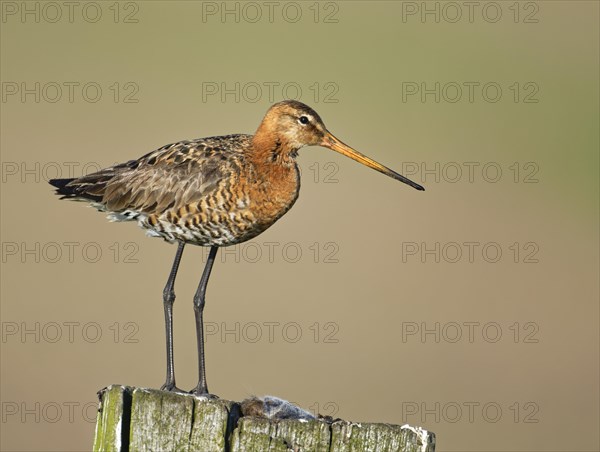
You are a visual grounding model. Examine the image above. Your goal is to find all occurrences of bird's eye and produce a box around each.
[299,116,309,125]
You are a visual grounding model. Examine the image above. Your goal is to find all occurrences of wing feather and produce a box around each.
[63,134,252,215]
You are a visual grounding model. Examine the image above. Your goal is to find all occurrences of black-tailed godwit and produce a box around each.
[50,100,424,396]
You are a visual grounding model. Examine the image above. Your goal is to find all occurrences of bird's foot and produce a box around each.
[190,385,219,399]
[160,382,188,395]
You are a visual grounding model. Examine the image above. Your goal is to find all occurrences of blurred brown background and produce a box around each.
[1,1,598,451]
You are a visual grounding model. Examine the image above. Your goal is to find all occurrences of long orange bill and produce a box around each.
[322,132,425,191]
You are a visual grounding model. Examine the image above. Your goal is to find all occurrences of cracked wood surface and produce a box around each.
[93,385,435,452]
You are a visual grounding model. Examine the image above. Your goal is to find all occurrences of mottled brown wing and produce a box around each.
[71,135,251,215]
[103,158,222,214]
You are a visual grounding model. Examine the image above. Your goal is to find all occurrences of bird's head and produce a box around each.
[254,100,424,191]
[256,100,327,150]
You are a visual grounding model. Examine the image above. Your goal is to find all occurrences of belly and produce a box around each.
[138,208,266,246]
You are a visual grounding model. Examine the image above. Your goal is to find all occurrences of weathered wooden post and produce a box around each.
[94,385,435,451]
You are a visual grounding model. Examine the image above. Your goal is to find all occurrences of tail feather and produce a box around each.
[49,177,80,198]
[48,178,74,190]
[49,176,106,202]
[50,159,137,204]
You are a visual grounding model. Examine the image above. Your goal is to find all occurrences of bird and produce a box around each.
[49,100,424,397]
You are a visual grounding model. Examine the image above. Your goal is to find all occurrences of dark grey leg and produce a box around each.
[191,246,218,396]
[160,242,185,393]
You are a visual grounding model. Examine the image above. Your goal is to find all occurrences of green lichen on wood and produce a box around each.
[93,385,128,452]
[129,388,195,451]
[188,394,237,450]
[330,422,434,452]
[93,385,435,451]
[230,417,332,451]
